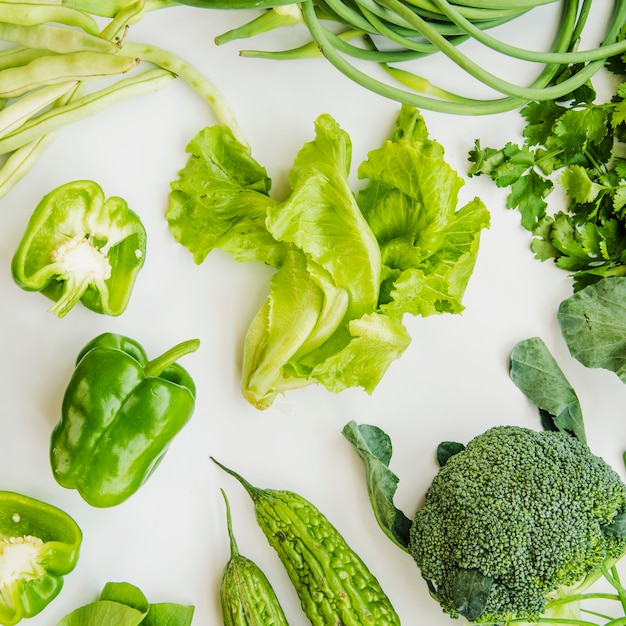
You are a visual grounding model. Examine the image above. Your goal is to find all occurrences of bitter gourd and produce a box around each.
[213,458,401,626]
[219,489,290,626]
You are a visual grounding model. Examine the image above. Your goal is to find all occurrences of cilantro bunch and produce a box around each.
[469,56,626,291]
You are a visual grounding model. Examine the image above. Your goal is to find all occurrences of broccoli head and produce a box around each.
[409,425,626,624]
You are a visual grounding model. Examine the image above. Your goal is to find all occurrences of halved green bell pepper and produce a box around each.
[0,491,81,626]
[11,180,146,318]
[50,332,199,508]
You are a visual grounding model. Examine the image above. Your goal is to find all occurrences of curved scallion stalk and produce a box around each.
[298,0,626,114]
[428,0,626,65]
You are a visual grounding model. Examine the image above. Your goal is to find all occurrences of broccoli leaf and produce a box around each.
[557,276,626,381]
[436,441,465,467]
[342,421,412,551]
[452,568,493,622]
[605,511,626,539]
[509,337,586,442]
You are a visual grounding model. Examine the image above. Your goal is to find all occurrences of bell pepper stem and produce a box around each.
[144,338,200,377]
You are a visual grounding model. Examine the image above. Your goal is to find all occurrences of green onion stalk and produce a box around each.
[172,0,626,115]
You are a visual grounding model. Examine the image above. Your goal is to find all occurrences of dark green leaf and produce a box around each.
[506,170,553,231]
[604,511,626,538]
[557,277,626,381]
[521,100,564,146]
[509,337,586,442]
[553,107,609,156]
[452,568,493,621]
[342,421,412,550]
[436,441,465,467]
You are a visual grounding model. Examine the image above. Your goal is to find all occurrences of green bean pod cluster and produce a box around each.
[205,0,626,114]
[0,0,246,200]
[214,458,402,626]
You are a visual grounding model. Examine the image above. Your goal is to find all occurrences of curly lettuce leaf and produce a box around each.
[267,113,381,317]
[359,109,490,316]
[166,126,284,266]
[241,250,350,409]
[167,106,488,409]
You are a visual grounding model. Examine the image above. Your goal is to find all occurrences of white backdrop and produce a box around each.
[0,3,624,624]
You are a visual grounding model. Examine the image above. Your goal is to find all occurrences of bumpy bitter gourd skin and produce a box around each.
[220,489,290,626]
[214,459,401,626]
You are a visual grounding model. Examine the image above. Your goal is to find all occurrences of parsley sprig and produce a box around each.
[469,53,626,291]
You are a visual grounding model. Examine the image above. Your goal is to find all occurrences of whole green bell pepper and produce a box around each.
[11,180,146,318]
[0,490,81,626]
[50,332,200,508]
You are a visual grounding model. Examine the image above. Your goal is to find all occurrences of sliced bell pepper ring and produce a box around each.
[11,179,146,318]
[0,490,81,626]
[50,332,200,508]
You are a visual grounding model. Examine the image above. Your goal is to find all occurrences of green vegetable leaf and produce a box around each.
[342,421,412,551]
[452,568,493,622]
[241,251,350,409]
[509,337,586,442]
[143,603,194,626]
[308,312,412,393]
[100,583,149,614]
[604,511,626,539]
[167,125,283,266]
[56,582,193,626]
[436,441,465,467]
[168,106,486,408]
[557,276,626,381]
[359,109,489,316]
[560,165,604,204]
[521,99,564,146]
[56,600,146,626]
[506,169,553,231]
[267,113,381,317]
[553,106,609,156]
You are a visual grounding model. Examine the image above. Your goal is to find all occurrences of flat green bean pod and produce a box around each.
[0,68,173,153]
[0,20,119,53]
[0,50,138,99]
[0,80,77,135]
[0,4,100,34]
[0,46,53,71]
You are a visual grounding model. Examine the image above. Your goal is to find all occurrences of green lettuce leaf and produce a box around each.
[167,106,488,409]
[358,110,490,316]
[167,125,284,266]
[267,114,381,317]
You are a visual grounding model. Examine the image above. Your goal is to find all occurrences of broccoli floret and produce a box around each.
[409,425,626,624]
